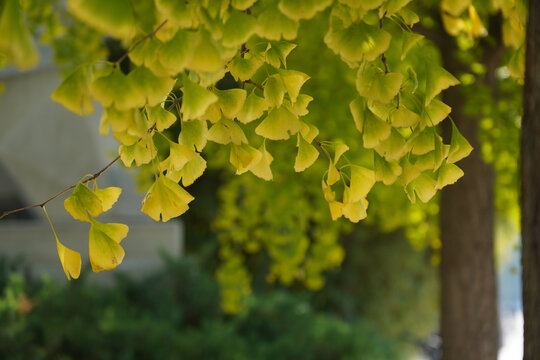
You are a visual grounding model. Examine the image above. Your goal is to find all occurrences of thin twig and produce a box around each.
[245,79,264,91]
[114,19,169,68]
[0,155,121,220]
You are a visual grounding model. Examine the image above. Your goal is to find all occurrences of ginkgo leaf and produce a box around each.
[158,29,196,75]
[230,144,262,174]
[322,179,336,202]
[237,93,268,124]
[119,137,157,167]
[442,12,465,36]
[257,4,299,40]
[264,75,285,108]
[299,121,319,143]
[349,165,375,202]
[423,99,451,127]
[278,0,332,19]
[401,31,423,60]
[327,162,340,186]
[342,198,368,223]
[130,37,161,68]
[168,141,198,171]
[94,186,122,212]
[399,8,420,26]
[215,89,247,119]
[181,77,218,120]
[390,105,421,127]
[147,104,177,131]
[468,5,486,37]
[256,106,301,140]
[357,67,403,104]
[328,201,344,220]
[266,41,297,68]
[374,153,402,185]
[325,22,391,63]
[279,69,310,103]
[155,0,193,28]
[222,11,258,47]
[410,129,436,155]
[56,237,82,280]
[447,121,473,163]
[178,119,208,151]
[294,134,319,172]
[290,94,313,116]
[334,143,349,163]
[411,172,438,203]
[188,29,223,72]
[250,142,274,180]
[441,0,471,16]
[142,176,194,222]
[90,69,145,110]
[414,151,436,171]
[168,154,207,186]
[0,0,39,69]
[424,63,460,105]
[101,107,135,134]
[383,0,413,15]
[401,157,421,186]
[375,128,407,162]
[229,55,262,81]
[232,0,257,10]
[350,97,367,132]
[68,0,136,39]
[88,219,128,272]
[51,65,94,116]
[130,66,175,106]
[64,183,103,222]
[207,118,248,145]
[436,161,464,189]
[200,103,221,123]
[362,111,392,148]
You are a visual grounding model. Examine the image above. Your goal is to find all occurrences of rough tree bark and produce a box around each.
[440,31,499,359]
[522,0,540,357]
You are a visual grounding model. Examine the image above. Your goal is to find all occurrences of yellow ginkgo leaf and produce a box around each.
[255,106,301,140]
[264,75,285,108]
[130,66,175,106]
[447,121,473,163]
[290,94,313,116]
[294,134,319,172]
[147,104,177,132]
[119,137,157,167]
[141,175,194,222]
[278,69,310,103]
[51,65,94,116]
[357,67,403,104]
[178,119,208,152]
[181,76,218,120]
[436,161,464,189]
[424,63,460,105]
[88,219,128,272]
[411,172,438,203]
[222,10,258,47]
[250,142,274,181]
[94,186,122,212]
[328,201,344,220]
[215,89,247,119]
[362,110,392,149]
[168,140,198,171]
[68,0,136,39]
[349,165,375,202]
[230,144,262,174]
[90,69,146,110]
[257,4,299,41]
[207,118,248,145]
[342,198,368,223]
[64,183,103,222]
[237,92,268,124]
[374,153,402,185]
[168,154,207,187]
[158,29,196,74]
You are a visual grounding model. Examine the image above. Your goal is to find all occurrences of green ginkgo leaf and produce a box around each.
[278,0,332,20]
[374,153,402,185]
[64,183,103,222]
[215,89,247,119]
[401,32,423,60]
[279,69,310,103]
[294,134,319,172]
[142,176,194,222]
[237,93,268,124]
[207,118,248,145]
[168,140,198,171]
[401,157,421,186]
[51,65,94,116]
[423,98,451,126]
[90,69,145,110]
[411,172,438,203]
[436,161,464,189]
[178,119,208,151]
[147,104,177,131]
[325,23,391,63]
[410,128,436,155]
[88,219,128,272]
[181,77,218,120]
[299,121,319,142]
[362,111,392,149]
[68,0,136,39]
[94,186,122,212]
[222,10,258,47]
[447,121,473,163]
[155,0,193,28]
[290,94,313,116]
[349,165,375,202]
[229,55,262,82]
[257,4,299,40]
[255,106,301,140]
[390,105,421,127]
[0,0,39,69]
[130,37,161,68]
[250,142,274,180]
[349,97,367,132]
[266,41,297,68]
[264,75,285,108]
[357,67,403,104]
[119,137,157,167]
[424,62,460,105]
[100,107,135,135]
[230,144,262,174]
[130,66,175,106]
[375,128,407,162]
[158,30,196,75]
[188,29,223,72]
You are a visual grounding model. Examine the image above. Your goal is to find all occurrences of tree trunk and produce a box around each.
[522,0,540,357]
[440,44,499,359]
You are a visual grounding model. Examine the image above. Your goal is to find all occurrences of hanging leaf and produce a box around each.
[168,154,207,186]
[436,161,464,189]
[356,67,403,104]
[257,4,299,40]
[90,69,145,110]
[56,238,82,280]
[230,144,262,174]
[294,134,319,172]
[207,118,248,145]
[447,121,473,163]
[158,29,196,75]
[147,104,177,131]
[222,11,258,47]
[374,153,402,185]
[130,66,175,106]
[255,106,301,140]
[141,175,194,222]
[64,183,103,222]
[424,63,460,105]
[155,0,193,28]
[215,89,247,119]
[68,0,136,39]
[264,75,286,108]
[250,142,274,180]
[119,137,157,167]
[349,165,375,202]
[181,77,218,121]
[362,111,392,149]
[411,172,438,203]
[51,66,94,116]
[88,219,128,272]
[178,119,208,151]
[237,93,268,124]
[94,186,122,212]
[278,69,310,103]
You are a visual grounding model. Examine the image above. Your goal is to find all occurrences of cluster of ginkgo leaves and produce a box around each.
[0,0,473,298]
